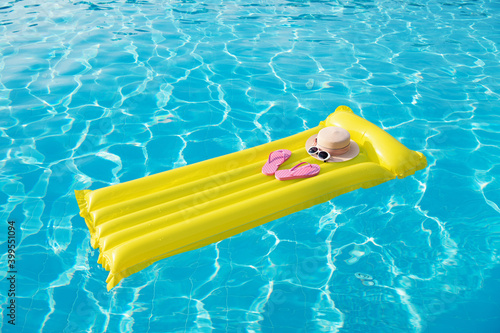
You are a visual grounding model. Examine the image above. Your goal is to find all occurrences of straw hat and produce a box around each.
[305,126,360,162]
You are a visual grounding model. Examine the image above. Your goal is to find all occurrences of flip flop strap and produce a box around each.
[268,149,285,164]
[290,162,310,173]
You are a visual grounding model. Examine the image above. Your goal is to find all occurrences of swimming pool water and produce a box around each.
[1,0,499,332]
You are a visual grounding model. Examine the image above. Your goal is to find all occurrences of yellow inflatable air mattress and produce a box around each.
[75,106,427,290]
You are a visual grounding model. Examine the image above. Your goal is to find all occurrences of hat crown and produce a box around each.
[317,127,351,149]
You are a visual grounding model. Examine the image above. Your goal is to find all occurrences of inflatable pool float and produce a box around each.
[75,106,427,290]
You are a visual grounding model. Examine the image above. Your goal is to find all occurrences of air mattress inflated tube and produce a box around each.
[75,106,427,290]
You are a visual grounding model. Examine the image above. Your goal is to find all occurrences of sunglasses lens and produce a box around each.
[318,151,329,160]
[308,147,318,154]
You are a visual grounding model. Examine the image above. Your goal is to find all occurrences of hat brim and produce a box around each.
[305,134,360,163]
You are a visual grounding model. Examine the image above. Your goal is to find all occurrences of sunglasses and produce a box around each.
[307,146,330,162]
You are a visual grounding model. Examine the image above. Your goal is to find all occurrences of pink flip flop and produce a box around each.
[262,149,292,175]
[275,162,320,181]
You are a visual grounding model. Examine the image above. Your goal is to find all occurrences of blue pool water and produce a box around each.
[1,0,500,332]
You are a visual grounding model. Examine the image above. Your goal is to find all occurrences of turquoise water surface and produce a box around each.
[1,0,499,332]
